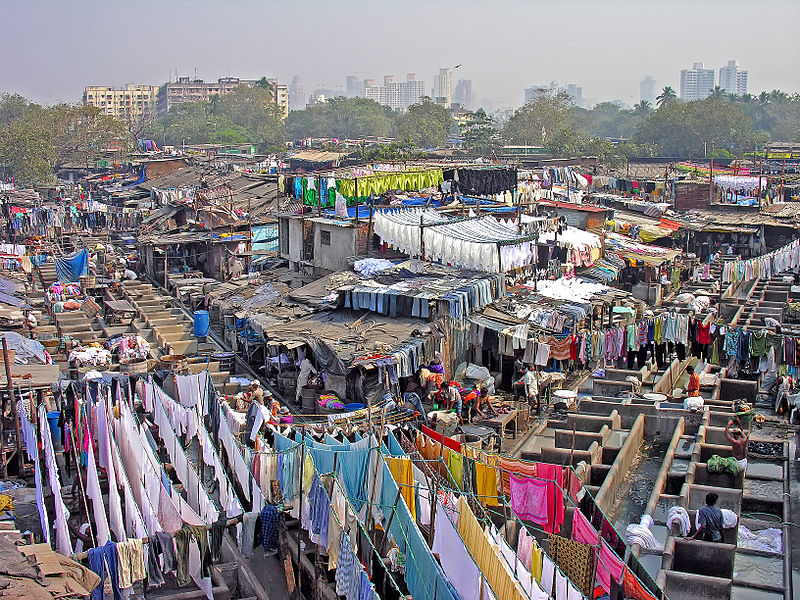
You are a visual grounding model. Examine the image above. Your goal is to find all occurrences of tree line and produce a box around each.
[0,93,129,185]
[1,81,798,186]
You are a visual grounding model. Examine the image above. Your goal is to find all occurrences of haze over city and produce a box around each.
[2,0,799,108]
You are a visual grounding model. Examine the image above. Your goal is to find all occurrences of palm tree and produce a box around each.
[633,100,652,117]
[710,86,727,99]
[656,86,677,108]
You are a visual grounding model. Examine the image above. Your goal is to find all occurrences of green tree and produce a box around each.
[286,97,394,139]
[0,102,130,185]
[215,85,285,150]
[396,98,452,147]
[0,94,30,128]
[633,101,653,118]
[501,92,572,145]
[460,108,498,154]
[633,96,765,157]
[656,86,677,108]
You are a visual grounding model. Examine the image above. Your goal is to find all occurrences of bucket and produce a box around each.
[46,411,60,443]
[193,310,210,337]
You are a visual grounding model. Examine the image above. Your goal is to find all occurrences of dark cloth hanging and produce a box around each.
[454,168,517,196]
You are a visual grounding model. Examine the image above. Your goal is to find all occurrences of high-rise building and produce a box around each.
[345,75,363,98]
[640,75,656,105]
[364,74,425,111]
[680,62,715,101]
[432,68,453,108]
[565,84,583,108]
[524,81,582,107]
[718,60,748,96]
[83,84,158,122]
[288,76,305,111]
[453,79,476,111]
[524,85,551,104]
[157,76,289,118]
[403,74,426,108]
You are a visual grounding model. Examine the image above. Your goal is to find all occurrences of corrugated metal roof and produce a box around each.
[761,202,800,219]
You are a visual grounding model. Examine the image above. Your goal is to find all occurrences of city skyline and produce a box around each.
[2,1,798,110]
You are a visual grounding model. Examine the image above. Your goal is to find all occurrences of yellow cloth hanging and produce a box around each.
[457,496,526,600]
[447,451,463,489]
[475,458,499,506]
[530,540,543,581]
[386,456,416,520]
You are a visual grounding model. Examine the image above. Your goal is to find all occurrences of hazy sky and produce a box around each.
[2,0,799,108]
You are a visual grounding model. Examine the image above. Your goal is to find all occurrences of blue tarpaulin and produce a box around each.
[55,248,89,283]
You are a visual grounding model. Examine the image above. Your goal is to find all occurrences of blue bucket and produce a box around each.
[46,411,60,443]
[193,310,210,337]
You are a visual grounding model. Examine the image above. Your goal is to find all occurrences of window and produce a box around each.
[320,230,331,246]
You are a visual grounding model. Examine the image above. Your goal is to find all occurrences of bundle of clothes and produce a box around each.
[106,335,150,362]
[69,343,112,367]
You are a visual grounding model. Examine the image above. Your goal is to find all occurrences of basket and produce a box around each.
[120,359,148,374]
[159,354,187,371]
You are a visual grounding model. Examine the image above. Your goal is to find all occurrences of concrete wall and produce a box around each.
[313,223,358,273]
[718,378,757,403]
[578,398,702,436]
[594,413,645,514]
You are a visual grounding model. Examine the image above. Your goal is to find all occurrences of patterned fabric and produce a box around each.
[548,534,595,598]
[259,503,279,551]
[335,533,360,600]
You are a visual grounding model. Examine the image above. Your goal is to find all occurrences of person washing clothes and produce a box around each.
[691,492,724,542]
[725,419,749,475]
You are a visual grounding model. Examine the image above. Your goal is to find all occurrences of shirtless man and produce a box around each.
[725,418,749,475]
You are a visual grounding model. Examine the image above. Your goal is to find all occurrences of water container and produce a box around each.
[46,411,61,443]
[193,310,210,337]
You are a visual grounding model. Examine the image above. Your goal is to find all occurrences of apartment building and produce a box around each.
[83,84,159,122]
[157,76,289,118]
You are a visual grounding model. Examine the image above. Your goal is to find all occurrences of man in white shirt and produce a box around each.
[295,358,318,404]
[523,365,540,414]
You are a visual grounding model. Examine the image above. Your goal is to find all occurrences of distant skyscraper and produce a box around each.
[565,84,583,108]
[364,74,425,111]
[524,85,551,104]
[640,75,656,105]
[719,60,748,96]
[403,74,426,108]
[432,68,453,108]
[680,62,715,100]
[288,75,305,111]
[524,81,581,107]
[345,75,361,98]
[453,79,476,111]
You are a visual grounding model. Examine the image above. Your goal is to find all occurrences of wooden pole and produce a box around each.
[354,178,360,225]
[709,157,714,205]
[379,489,403,555]
[295,433,306,589]
[1,338,13,478]
[367,195,375,253]
[317,175,322,218]
[2,339,22,476]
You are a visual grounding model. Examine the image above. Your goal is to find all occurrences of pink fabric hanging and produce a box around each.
[509,473,549,525]
[571,508,599,546]
[536,463,565,534]
[596,539,626,592]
